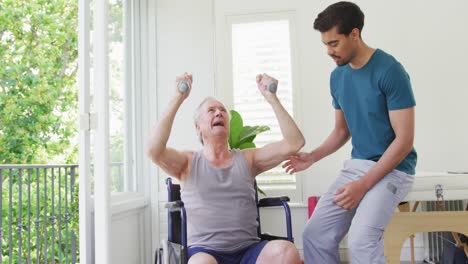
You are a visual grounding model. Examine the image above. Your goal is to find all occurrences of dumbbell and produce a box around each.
[256,74,278,93]
[178,80,190,93]
[267,80,277,93]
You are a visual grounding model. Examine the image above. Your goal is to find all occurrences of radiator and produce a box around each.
[422,200,467,263]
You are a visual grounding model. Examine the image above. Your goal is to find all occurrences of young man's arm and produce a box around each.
[243,74,305,177]
[283,109,350,174]
[333,107,415,209]
[146,73,193,181]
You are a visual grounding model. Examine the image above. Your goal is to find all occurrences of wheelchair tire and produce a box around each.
[155,247,163,264]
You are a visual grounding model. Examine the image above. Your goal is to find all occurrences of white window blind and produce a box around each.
[231,19,296,192]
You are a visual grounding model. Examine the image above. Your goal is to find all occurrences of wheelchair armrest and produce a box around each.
[165,200,188,249]
[257,196,294,242]
[165,200,184,209]
[258,196,290,207]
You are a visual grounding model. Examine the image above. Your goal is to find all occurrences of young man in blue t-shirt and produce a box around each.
[283,2,417,263]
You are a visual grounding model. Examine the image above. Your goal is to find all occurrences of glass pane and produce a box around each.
[108,0,126,192]
[231,19,295,190]
[90,0,95,194]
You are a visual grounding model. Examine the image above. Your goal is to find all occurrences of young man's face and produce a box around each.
[321,26,358,66]
[195,99,230,143]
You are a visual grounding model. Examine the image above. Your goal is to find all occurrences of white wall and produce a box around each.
[111,208,146,264]
[155,0,215,240]
[154,0,468,261]
[359,0,468,172]
[91,193,148,264]
[156,0,215,152]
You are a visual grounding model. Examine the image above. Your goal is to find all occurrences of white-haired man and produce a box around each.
[147,73,305,264]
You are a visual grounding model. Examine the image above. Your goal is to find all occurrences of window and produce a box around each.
[89,0,135,193]
[108,0,128,192]
[230,17,299,199]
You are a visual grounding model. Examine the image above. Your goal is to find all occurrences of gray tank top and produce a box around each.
[181,149,260,251]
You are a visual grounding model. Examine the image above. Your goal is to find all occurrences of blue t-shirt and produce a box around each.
[330,49,417,175]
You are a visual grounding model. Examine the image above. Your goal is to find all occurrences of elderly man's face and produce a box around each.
[196,99,230,143]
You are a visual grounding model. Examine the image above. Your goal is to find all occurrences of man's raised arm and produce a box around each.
[147,73,193,181]
[244,74,305,176]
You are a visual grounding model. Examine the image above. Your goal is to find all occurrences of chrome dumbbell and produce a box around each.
[267,80,277,93]
[178,80,190,93]
[256,74,278,93]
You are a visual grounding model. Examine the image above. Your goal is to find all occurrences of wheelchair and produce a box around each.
[155,177,294,264]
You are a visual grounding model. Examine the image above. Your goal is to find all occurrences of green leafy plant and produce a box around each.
[1,0,81,261]
[0,0,78,164]
[228,110,270,149]
[228,110,270,195]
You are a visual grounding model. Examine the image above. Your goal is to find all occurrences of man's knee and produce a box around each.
[276,241,301,263]
[302,219,328,245]
[188,252,218,264]
[348,224,383,253]
[257,240,300,264]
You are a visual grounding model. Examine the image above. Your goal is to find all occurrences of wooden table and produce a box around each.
[384,172,468,264]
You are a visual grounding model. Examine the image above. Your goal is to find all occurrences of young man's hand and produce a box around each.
[333,180,369,210]
[283,152,316,174]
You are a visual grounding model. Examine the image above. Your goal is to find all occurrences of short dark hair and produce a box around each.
[313,1,364,36]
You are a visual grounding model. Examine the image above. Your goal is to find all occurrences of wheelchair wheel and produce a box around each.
[155,247,163,264]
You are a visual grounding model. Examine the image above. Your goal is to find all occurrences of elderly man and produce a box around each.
[147,73,304,264]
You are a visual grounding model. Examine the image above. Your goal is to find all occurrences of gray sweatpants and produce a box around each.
[303,159,414,264]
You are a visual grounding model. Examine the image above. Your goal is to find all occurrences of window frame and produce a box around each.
[217,11,303,201]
